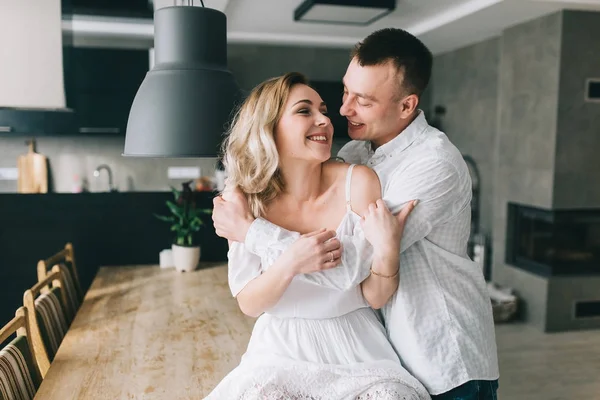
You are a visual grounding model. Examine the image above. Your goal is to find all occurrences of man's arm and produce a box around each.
[212,166,395,292]
[384,156,468,253]
[212,186,300,256]
[358,157,466,308]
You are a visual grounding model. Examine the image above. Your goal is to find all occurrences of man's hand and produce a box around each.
[212,185,255,242]
[360,199,418,255]
[277,229,342,276]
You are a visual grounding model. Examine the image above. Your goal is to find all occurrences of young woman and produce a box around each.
[205,72,428,400]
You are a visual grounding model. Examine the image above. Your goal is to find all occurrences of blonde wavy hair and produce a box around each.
[222,72,309,218]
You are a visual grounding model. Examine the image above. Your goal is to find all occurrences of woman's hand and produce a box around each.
[360,199,418,256]
[278,229,342,276]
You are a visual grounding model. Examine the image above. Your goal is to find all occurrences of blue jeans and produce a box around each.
[431,380,499,400]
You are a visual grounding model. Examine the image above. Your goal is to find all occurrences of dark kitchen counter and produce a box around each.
[0,191,227,325]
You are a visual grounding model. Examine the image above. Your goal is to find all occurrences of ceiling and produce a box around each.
[69,0,600,55]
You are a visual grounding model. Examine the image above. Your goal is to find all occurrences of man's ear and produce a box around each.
[399,94,419,118]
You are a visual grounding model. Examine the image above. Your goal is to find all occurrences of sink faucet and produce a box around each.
[93,164,116,192]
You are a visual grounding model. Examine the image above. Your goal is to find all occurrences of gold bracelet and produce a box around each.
[370,267,399,279]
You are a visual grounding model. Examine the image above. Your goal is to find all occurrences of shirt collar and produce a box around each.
[367,110,429,159]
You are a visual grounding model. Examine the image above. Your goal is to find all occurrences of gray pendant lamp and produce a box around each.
[123,1,240,158]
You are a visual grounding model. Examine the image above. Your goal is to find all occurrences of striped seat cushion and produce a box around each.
[0,336,41,400]
[59,263,82,323]
[34,288,69,361]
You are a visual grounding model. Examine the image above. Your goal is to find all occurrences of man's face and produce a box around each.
[340,58,406,148]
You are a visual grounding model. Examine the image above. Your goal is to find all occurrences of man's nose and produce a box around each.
[340,97,353,117]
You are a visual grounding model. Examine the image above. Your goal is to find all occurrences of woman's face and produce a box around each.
[274,84,333,164]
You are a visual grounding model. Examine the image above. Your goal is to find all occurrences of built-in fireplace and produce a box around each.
[505,203,600,276]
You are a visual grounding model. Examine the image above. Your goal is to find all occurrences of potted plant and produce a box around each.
[154,181,212,272]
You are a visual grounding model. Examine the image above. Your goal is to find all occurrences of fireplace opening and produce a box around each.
[505,203,600,276]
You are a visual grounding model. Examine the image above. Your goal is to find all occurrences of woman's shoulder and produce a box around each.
[323,160,375,181]
[323,161,378,186]
[323,161,381,216]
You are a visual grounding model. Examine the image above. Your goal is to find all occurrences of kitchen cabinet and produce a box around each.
[0,191,226,331]
[0,108,76,135]
[62,0,153,19]
[63,46,150,135]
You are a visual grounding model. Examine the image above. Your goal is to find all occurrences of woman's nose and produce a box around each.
[316,113,330,127]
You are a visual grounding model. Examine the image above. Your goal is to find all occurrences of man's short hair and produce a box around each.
[351,28,433,98]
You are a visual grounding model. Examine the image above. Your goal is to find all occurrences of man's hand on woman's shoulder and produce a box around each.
[212,185,255,242]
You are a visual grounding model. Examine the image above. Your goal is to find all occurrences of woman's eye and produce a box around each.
[321,109,329,115]
[297,108,310,114]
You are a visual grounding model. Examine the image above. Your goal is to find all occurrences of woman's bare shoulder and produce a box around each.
[349,165,381,217]
[323,161,381,216]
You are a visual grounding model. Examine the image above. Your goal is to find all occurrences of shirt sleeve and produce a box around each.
[227,241,263,297]
[245,217,301,257]
[383,156,470,252]
[337,141,363,164]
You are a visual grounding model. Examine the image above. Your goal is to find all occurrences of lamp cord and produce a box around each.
[176,0,204,7]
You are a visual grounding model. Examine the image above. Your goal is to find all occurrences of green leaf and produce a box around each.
[171,186,180,201]
[154,214,176,223]
[191,208,211,218]
[190,216,203,226]
[166,201,184,218]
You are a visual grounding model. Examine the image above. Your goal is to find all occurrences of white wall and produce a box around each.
[0,0,65,108]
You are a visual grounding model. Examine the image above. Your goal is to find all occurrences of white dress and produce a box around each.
[204,165,430,400]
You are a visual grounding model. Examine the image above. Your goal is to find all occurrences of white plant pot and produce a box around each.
[171,244,200,272]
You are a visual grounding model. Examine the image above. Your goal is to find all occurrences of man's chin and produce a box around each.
[348,131,366,141]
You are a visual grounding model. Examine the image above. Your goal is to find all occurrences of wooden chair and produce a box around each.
[23,265,70,377]
[37,242,83,321]
[0,307,47,400]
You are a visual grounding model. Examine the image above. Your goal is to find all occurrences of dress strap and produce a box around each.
[345,164,355,212]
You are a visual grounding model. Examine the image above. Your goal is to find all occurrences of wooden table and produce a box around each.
[34,264,256,399]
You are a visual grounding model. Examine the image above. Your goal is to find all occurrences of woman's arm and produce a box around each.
[230,229,341,318]
[349,167,402,309]
[350,166,416,309]
[235,258,295,318]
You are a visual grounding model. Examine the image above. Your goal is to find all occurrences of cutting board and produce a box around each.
[17,140,48,193]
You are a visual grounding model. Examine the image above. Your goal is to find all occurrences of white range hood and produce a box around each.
[0,0,66,109]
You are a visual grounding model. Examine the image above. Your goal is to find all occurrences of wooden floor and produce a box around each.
[495,323,600,400]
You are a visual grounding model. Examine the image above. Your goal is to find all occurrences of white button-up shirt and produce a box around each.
[243,111,499,395]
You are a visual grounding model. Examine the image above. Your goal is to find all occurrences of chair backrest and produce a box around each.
[0,307,44,400]
[22,266,69,378]
[37,243,82,319]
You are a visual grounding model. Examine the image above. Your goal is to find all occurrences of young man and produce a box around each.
[212,28,499,400]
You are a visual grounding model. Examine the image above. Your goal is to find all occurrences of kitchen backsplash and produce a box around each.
[0,135,351,193]
[0,135,218,193]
